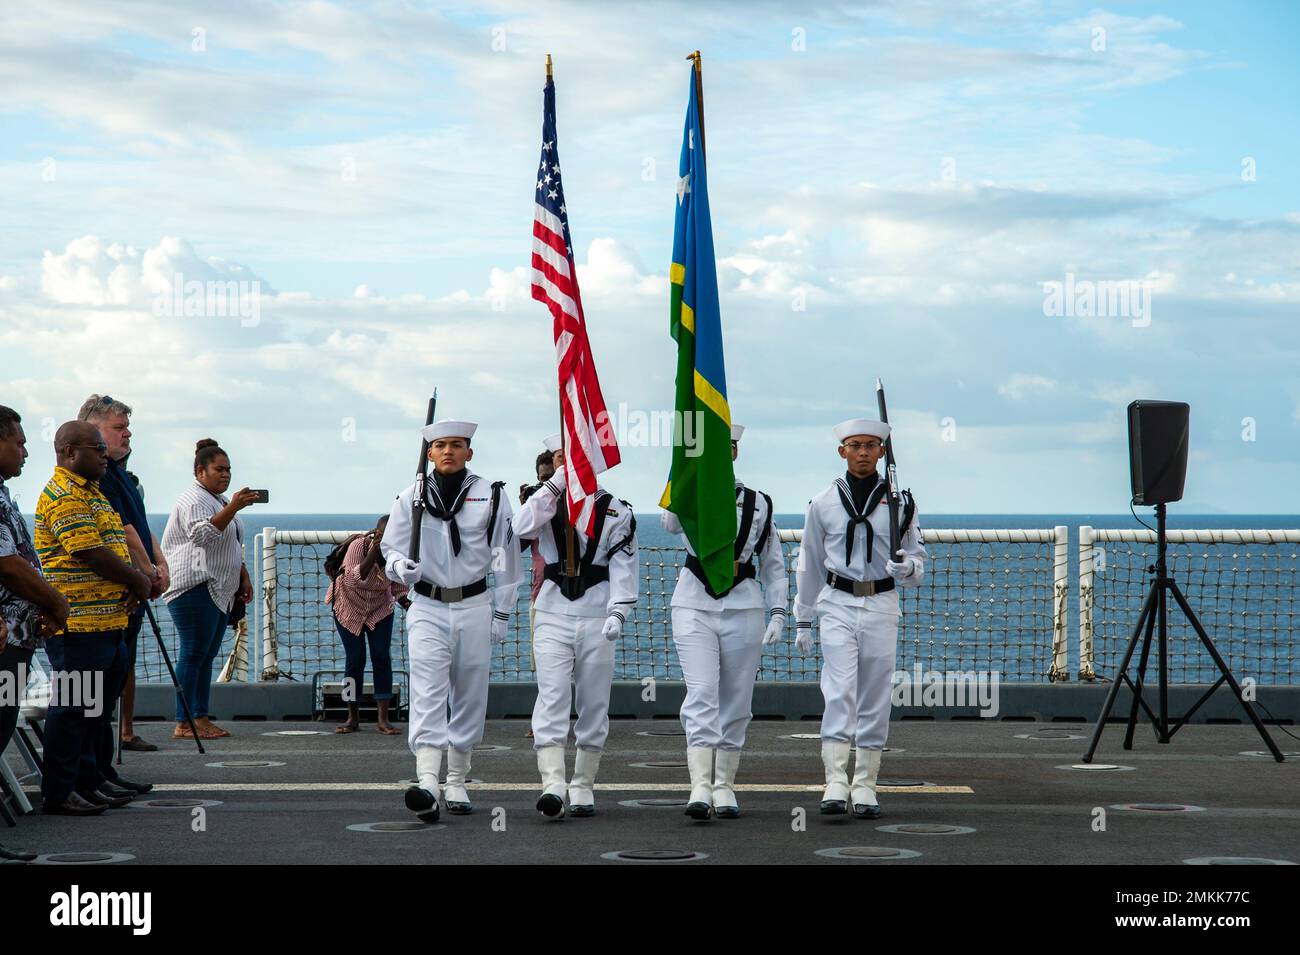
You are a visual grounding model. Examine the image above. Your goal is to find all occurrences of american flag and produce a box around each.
[530,72,621,536]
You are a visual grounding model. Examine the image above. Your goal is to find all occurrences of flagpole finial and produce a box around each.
[687,50,701,69]
[546,53,552,78]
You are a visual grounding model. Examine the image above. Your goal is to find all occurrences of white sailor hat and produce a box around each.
[421,419,477,442]
[543,433,563,453]
[730,424,745,443]
[833,418,890,442]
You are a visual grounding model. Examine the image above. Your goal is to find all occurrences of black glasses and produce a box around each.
[78,395,117,423]
[68,442,108,454]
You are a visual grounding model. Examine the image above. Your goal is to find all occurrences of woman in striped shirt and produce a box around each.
[326,515,409,734]
[160,439,256,740]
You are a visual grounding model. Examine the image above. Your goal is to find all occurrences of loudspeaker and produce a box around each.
[1127,400,1189,506]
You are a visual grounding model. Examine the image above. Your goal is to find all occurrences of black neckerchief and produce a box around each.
[834,470,884,566]
[422,468,475,555]
[845,470,879,511]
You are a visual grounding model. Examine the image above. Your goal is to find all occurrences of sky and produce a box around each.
[1,0,1297,516]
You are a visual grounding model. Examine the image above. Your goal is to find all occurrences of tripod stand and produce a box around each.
[1082,503,1284,763]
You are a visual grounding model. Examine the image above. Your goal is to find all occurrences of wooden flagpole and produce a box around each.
[547,52,579,578]
[688,50,705,159]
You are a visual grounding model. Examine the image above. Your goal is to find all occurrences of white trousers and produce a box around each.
[406,596,492,754]
[818,602,897,749]
[531,610,615,751]
[671,606,764,750]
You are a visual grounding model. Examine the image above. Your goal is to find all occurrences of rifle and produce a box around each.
[875,377,902,560]
[409,389,438,562]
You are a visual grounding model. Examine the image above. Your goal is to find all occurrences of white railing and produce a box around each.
[251,525,1072,684]
[1078,527,1300,682]
[780,527,1071,680]
[199,523,1300,687]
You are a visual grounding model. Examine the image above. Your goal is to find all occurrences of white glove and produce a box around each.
[886,554,919,581]
[391,558,422,587]
[762,612,786,646]
[490,613,508,646]
[795,622,813,655]
[601,612,624,641]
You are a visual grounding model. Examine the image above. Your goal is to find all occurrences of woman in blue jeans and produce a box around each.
[326,515,409,734]
[160,439,256,739]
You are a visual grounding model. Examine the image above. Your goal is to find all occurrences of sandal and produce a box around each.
[172,724,195,739]
[335,723,360,734]
[197,718,232,738]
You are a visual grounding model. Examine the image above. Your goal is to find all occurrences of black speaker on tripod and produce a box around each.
[1127,400,1189,506]
[1082,401,1284,762]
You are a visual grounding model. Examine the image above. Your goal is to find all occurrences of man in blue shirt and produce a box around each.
[78,395,168,764]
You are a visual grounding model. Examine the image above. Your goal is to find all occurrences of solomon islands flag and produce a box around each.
[659,62,737,595]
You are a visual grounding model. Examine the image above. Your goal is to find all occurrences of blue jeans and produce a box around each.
[41,629,127,804]
[334,612,395,701]
[167,585,228,721]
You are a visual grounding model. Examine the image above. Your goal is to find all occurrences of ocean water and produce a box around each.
[226,511,1300,544]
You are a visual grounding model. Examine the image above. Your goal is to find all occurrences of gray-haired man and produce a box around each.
[78,395,168,756]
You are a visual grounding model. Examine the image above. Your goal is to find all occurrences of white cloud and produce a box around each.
[998,374,1058,401]
[2,4,1296,514]
[576,238,663,298]
[1044,12,1204,91]
[39,235,272,306]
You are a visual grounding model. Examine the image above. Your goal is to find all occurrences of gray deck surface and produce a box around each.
[7,718,1299,865]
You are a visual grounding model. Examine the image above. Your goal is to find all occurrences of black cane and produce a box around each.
[143,601,205,754]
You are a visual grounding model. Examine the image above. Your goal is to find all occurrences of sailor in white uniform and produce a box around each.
[381,420,522,822]
[662,424,788,820]
[792,418,926,818]
[511,435,638,818]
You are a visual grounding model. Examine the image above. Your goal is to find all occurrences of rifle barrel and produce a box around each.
[875,379,903,558]
[408,391,438,562]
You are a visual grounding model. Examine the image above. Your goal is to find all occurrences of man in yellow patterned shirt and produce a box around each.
[35,421,152,816]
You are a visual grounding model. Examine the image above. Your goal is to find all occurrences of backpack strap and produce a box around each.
[487,480,509,544]
[899,489,917,540]
[549,494,571,565]
[578,493,614,573]
[734,486,757,560]
[753,491,775,557]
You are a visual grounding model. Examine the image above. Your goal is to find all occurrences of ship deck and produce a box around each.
[8,718,1299,866]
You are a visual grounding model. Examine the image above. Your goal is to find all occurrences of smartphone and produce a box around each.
[249,489,270,504]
